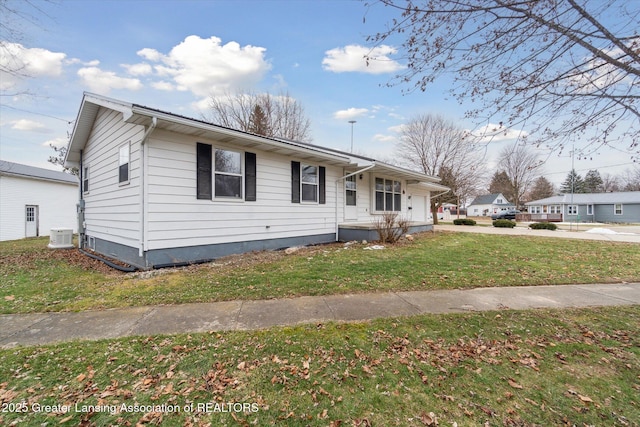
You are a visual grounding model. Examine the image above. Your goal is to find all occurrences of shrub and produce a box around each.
[373,212,410,243]
[493,219,516,228]
[453,218,476,226]
[529,222,558,230]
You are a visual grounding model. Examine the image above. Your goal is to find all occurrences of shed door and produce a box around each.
[25,205,39,237]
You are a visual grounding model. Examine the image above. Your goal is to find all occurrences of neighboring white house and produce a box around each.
[64,93,449,269]
[0,160,78,241]
[467,193,515,217]
[526,192,640,223]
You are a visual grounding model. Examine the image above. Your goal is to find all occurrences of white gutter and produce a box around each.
[334,164,375,241]
[139,117,157,258]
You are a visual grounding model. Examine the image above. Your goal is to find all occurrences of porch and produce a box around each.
[338,221,434,242]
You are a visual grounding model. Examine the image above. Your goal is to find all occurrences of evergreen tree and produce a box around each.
[560,169,585,193]
[248,105,269,136]
[528,176,555,201]
[488,171,515,204]
[583,169,604,193]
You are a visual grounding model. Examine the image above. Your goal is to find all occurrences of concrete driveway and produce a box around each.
[435,223,640,243]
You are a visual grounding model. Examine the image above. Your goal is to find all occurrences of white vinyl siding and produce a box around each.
[144,129,338,250]
[81,108,143,248]
[0,175,77,241]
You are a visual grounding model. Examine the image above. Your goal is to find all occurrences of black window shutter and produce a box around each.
[319,166,326,204]
[245,151,257,201]
[196,143,212,199]
[291,161,300,203]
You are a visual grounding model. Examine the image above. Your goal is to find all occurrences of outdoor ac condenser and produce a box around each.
[48,228,74,249]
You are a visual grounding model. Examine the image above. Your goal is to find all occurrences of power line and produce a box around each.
[0,104,74,124]
[543,161,636,176]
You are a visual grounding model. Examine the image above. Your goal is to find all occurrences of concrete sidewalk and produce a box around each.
[1,283,639,348]
[435,224,640,243]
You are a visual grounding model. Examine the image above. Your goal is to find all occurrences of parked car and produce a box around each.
[491,209,520,220]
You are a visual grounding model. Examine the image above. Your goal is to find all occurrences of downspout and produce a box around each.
[78,149,85,249]
[139,117,157,258]
[334,164,375,241]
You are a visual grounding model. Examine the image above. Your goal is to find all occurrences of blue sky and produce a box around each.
[0,0,635,186]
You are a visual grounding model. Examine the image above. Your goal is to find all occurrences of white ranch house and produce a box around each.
[467,193,515,217]
[0,160,78,241]
[64,93,448,269]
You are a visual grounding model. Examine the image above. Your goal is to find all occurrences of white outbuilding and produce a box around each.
[0,160,78,241]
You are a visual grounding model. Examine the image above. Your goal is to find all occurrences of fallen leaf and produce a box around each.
[76,373,86,382]
[420,411,438,426]
[508,379,523,389]
[4,295,15,301]
[578,394,593,403]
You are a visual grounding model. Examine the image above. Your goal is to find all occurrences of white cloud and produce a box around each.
[77,67,143,93]
[333,107,369,120]
[122,62,152,76]
[468,123,528,143]
[42,136,68,148]
[322,44,404,74]
[373,133,398,143]
[0,42,66,90]
[151,81,175,91]
[11,119,48,132]
[136,35,271,97]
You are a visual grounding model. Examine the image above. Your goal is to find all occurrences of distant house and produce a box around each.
[467,193,515,217]
[63,93,448,269]
[0,160,78,241]
[525,192,640,223]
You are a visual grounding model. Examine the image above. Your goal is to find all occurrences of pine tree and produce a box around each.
[560,169,585,193]
[248,105,269,136]
[583,169,604,193]
[488,171,515,204]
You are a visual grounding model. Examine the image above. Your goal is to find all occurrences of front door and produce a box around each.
[345,175,358,221]
[25,205,39,237]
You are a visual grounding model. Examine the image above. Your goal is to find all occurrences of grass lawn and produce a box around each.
[1,306,638,426]
[1,232,639,314]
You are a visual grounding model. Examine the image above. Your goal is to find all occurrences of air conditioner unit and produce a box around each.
[48,228,74,249]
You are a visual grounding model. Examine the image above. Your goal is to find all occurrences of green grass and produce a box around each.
[0,306,638,426]
[2,233,639,314]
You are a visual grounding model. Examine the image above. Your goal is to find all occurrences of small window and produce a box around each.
[567,205,578,215]
[119,143,130,184]
[587,204,594,215]
[83,166,89,193]
[214,149,242,198]
[345,175,356,206]
[301,164,318,202]
[614,204,623,215]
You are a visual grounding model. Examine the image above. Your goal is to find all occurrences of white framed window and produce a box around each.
[119,142,130,184]
[587,204,594,215]
[549,205,561,214]
[530,206,541,214]
[567,205,578,215]
[345,175,356,206]
[301,164,318,202]
[214,148,243,199]
[614,204,623,215]
[375,177,401,212]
